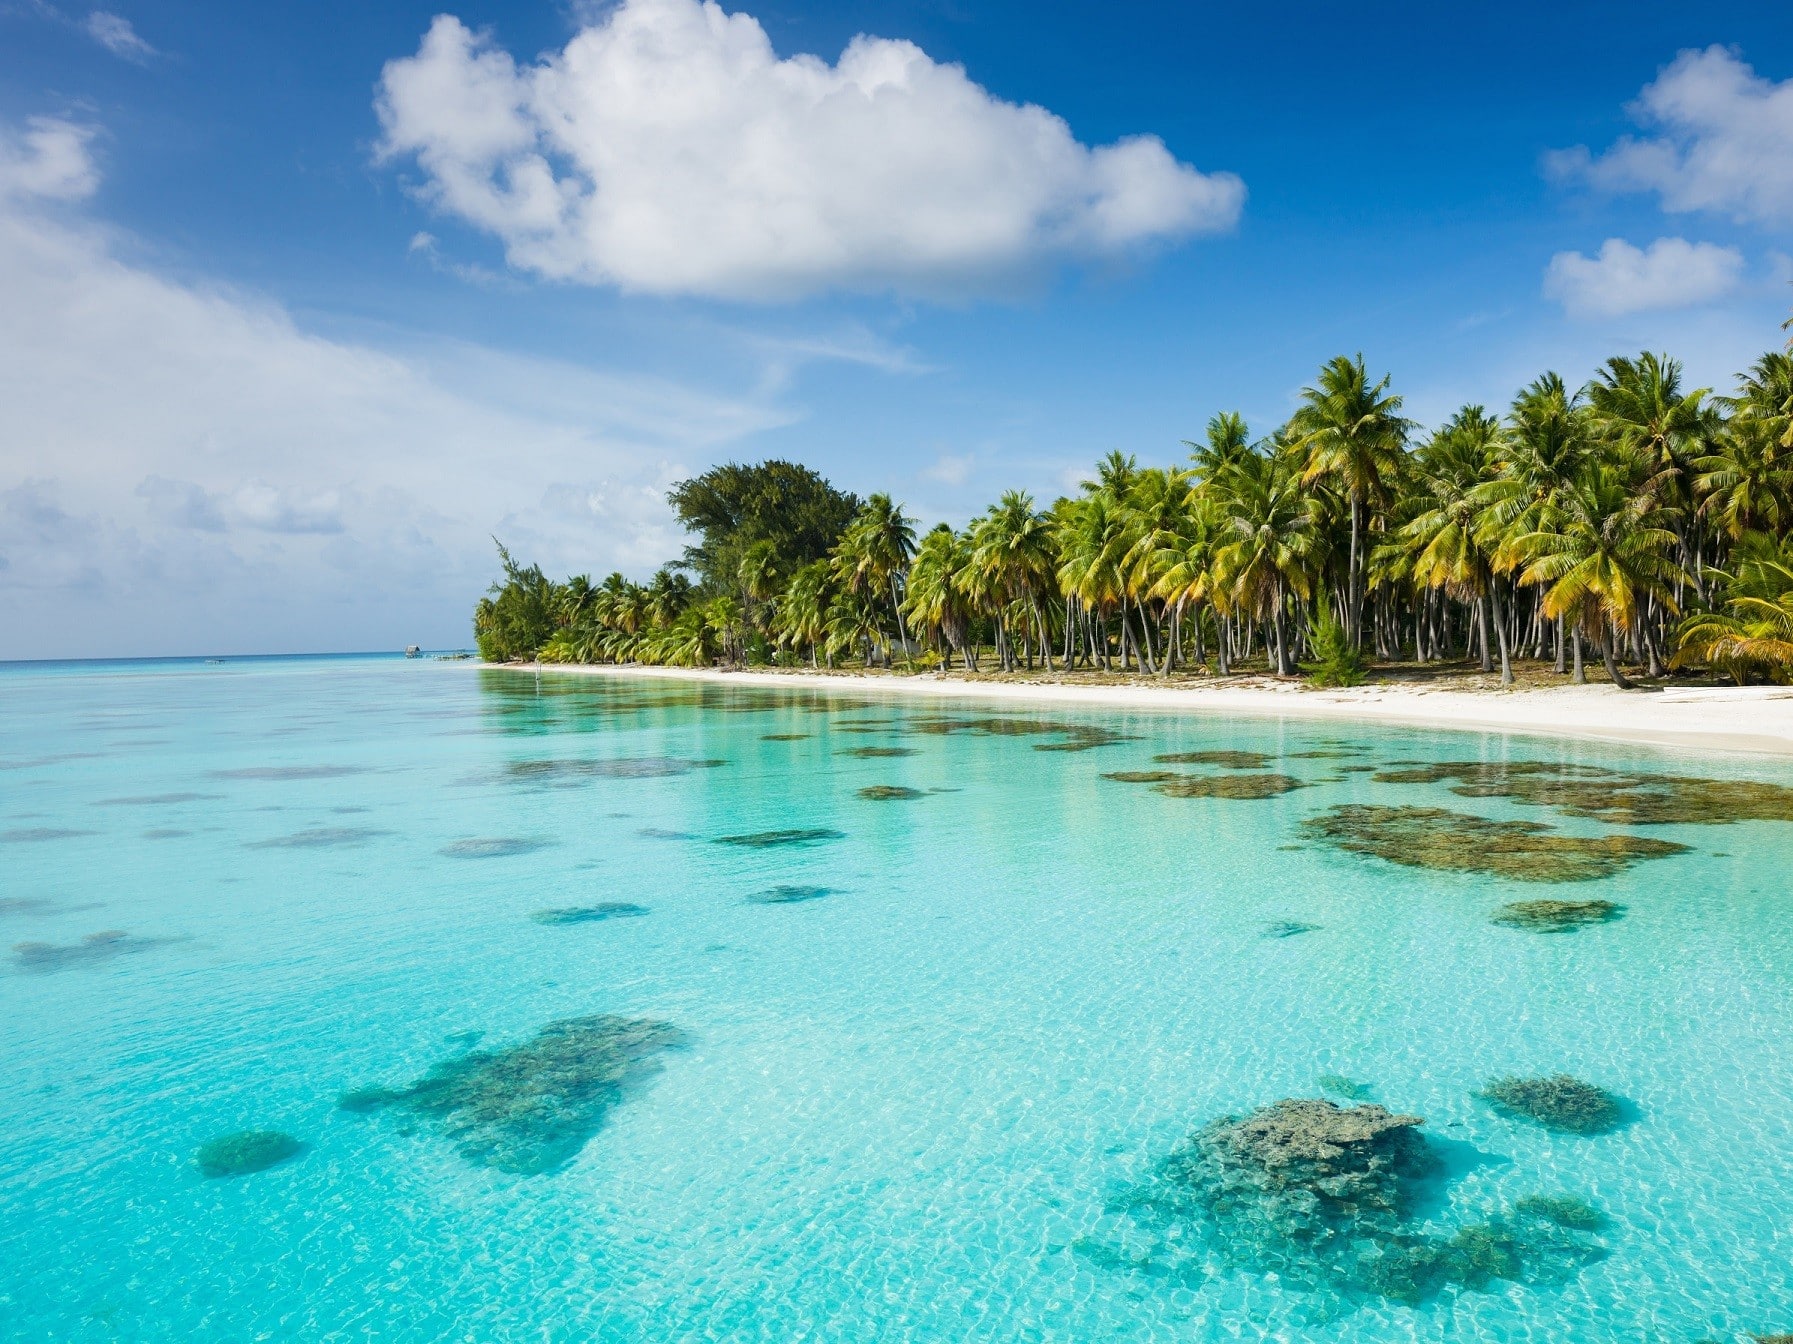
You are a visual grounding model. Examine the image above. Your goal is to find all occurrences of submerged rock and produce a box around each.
[1123,1099,1435,1297]
[1370,759,1793,826]
[1301,804,1687,882]
[504,757,725,785]
[0,897,62,915]
[714,828,844,848]
[195,1130,304,1178]
[1153,750,1274,769]
[1513,1193,1606,1231]
[1111,1096,1608,1305]
[747,885,835,904]
[1490,899,1625,933]
[903,716,1130,752]
[245,826,391,849]
[210,765,368,780]
[339,1013,685,1174]
[1480,1074,1623,1134]
[11,930,180,972]
[529,903,649,925]
[440,836,554,858]
[94,792,221,806]
[1154,773,1308,800]
[857,785,926,801]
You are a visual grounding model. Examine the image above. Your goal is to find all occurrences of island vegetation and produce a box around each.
[476,341,1793,688]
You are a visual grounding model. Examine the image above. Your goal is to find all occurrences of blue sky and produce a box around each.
[2,0,1790,658]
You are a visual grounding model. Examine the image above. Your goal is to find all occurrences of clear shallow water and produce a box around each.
[1,656,1790,1343]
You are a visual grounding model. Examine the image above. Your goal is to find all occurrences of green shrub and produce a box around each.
[1302,599,1368,687]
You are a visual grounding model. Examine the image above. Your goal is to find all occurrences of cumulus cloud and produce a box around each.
[0,114,800,659]
[375,0,1243,300]
[1547,46,1793,226]
[0,117,99,201]
[921,453,973,486]
[1543,236,1744,319]
[85,11,155,61]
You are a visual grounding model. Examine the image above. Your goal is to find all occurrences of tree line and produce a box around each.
[475,340,1793,688]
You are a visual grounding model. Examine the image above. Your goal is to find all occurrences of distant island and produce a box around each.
[477,343,1793,693]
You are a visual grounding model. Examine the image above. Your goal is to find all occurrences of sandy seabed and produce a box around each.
[479,661,1793,759]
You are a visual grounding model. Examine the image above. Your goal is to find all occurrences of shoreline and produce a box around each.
[475,661,1793,759]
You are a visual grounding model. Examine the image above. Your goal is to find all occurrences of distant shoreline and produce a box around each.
[473,661,1793,760]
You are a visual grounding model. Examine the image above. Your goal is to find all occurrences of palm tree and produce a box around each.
[1055,491,1137,671]
[1209,446,1318,675]
[970,491,1058,671]
[833,493,916,661]
[1292,355,1412,647]
[1187,412,1253,485]
[1120,467,1194,674]
[1385,406,1515,682]
[1513,469,1686,687]
[824,587,886,667]
[1674,531,1793,683]
[772,560,832,666]
[1696,414,1793,542]
[1586,352,1715,595]
[904,524,977,669]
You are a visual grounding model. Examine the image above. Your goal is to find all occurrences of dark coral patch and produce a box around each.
[210,766,369,781]
[1491,899,1625,933]
[1370,758,1793,826]
[1301,804,1687,882]
[903,716,1130,752]
[1105,1096,1607,1305]
[1154,773,1307,800]
[530,903,649,924]
[1514,1194,1606,1231]
[95,792,221,806]
[1479,1074,1623,1134]
[0,898,61,916]
[714,828,844,849]
[246,827,391,850]
[195,1130,304,1178]
[11,930,181,972]
[440,837,555,858]
[1153,750,1274,769]
[337,1013,685,1174]
[505,757,725,785]
[748,885,836,904]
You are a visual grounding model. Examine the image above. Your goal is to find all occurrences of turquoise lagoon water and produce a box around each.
[1,655,1790,1342]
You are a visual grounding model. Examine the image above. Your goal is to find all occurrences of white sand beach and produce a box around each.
[485,662,1793,759]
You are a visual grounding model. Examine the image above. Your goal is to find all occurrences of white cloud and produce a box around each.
[375,0,1243,301]
[84,11,154,61]
[0,115,801,659]
[1542,236,1744,318]
[921,453,973,486]
[1547,46,1793,226]
[0,117,99,202]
